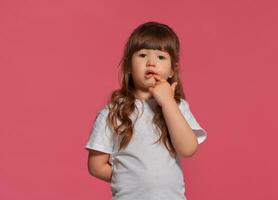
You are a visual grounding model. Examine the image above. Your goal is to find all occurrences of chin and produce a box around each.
[144,80,155,86]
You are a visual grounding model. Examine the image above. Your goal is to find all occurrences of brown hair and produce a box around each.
[106,21,186,158]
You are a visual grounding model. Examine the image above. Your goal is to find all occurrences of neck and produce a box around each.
[133,90,153,101]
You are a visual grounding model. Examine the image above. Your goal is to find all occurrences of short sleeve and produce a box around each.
[179,98,207,144]
[84,109,114,154]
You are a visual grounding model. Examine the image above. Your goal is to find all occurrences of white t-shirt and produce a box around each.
[84,98,207,200]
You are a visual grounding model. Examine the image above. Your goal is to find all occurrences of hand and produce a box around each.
[148,74,178,107]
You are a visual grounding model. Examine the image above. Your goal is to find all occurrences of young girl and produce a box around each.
[84,21,207,200]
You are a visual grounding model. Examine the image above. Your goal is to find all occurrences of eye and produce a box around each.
[138,53,146,57]
[158,55,166,60]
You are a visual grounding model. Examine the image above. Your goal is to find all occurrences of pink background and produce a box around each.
[1,0,277,199]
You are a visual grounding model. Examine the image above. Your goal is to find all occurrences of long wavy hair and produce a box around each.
[106,21,186,158]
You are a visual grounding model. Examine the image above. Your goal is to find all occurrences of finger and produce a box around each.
[153,74,165,82]
[173,82,178,91]
[171,82,178,91]
[148,86,154,92]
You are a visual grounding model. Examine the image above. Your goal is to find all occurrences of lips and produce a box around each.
[145,69,157,75]
[145,70,157,78]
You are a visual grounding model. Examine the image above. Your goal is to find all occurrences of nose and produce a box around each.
[146,55,156,67]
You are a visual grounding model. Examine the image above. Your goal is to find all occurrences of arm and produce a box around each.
[87,150,113,183]
[161,99,198,157]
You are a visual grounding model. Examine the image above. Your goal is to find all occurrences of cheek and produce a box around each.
[131,66,144,81]
[131,58,140,70]
[132,57,145,66]
[131,59,145,73]
[160,61,172,73]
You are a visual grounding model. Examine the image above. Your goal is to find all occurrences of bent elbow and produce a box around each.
[87,162,98,177]
[180,145,198,158]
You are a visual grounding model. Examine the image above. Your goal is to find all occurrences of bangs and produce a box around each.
[132,34,174,53]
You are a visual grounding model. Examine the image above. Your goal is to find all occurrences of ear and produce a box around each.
[169,64,179,78]
[169,69,174,78]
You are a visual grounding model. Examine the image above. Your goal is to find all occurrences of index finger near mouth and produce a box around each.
[153,74,165,82]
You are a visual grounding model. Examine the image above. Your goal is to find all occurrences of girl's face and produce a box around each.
[131,48,174,99]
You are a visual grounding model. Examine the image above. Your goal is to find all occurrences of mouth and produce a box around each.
[145,72,157,78]
[145,70,157,78]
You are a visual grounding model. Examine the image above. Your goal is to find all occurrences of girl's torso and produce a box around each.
[107,98,186,200]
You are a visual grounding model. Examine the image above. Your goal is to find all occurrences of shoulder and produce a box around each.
[97,104,110,117]
[98,97,126,116]
[91,103,110,123]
